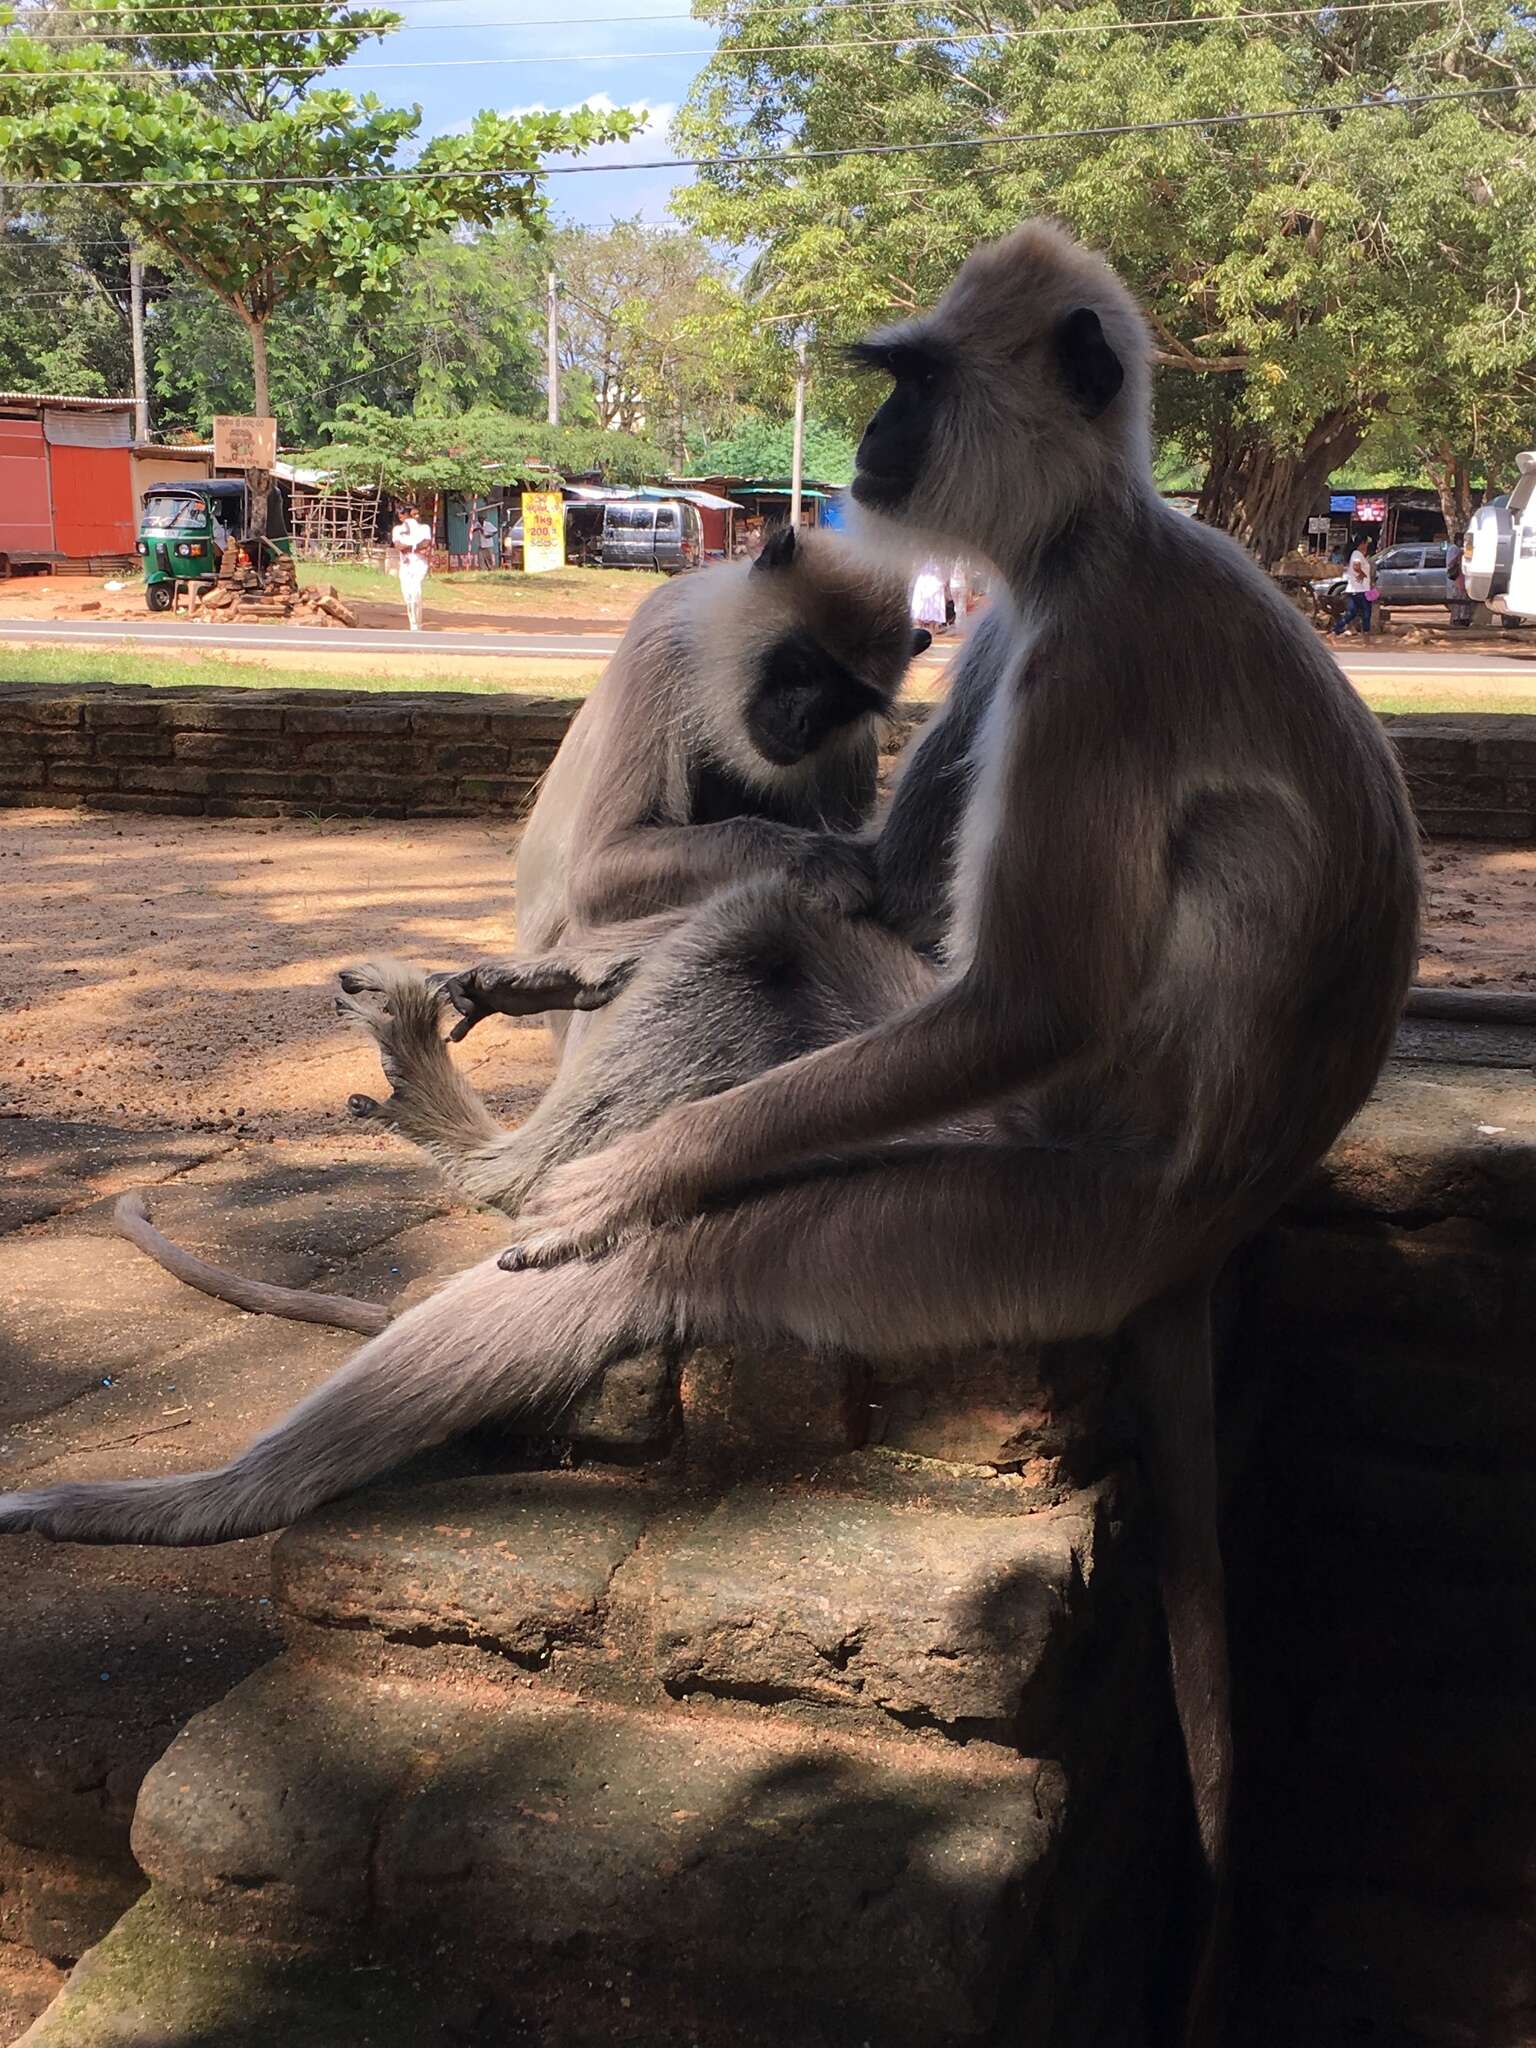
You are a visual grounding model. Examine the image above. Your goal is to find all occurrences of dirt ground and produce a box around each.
[0,567,650,639]
[0,810,559,1139]
[0,812,1528,1145]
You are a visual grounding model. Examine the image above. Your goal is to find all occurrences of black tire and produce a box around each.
[145,582,174,613]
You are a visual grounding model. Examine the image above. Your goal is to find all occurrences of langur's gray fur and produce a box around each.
[330,608,1010,1220]
[114,529,922,1324]
[0,229,1420,2042]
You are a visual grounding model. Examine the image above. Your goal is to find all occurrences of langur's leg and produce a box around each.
[338,892,939,1218]
[0,1253,665,1546]
[0,1141,1171,1549]
[337,959,504,1155]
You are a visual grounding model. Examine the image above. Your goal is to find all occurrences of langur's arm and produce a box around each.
[504,693,1176,1263]
[436,912,687,1040]
[568,817,874,928]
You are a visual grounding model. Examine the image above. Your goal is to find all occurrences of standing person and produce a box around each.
[911,560,948,635]
[1331,535,1373,637]
[391,502,432,633]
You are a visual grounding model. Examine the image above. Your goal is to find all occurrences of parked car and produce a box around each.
[1310,544,1456,608]
[600,499,703,573]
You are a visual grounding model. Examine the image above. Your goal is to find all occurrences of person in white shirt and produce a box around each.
[391,504,433,632]
[1331,537,1374,637]
[911,561,948,634]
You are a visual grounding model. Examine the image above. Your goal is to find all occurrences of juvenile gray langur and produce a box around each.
[326,601,1012,1222]
[115,529,925,1323]
[0,228,1420,2036]
[403,522,924,1049]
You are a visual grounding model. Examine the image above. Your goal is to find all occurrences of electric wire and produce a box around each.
[0,77,1528,184]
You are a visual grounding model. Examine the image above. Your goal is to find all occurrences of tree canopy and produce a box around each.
[307,404,673,496]
[692,414,857,483]
[675,0,1536,557]
[0,0,637,413]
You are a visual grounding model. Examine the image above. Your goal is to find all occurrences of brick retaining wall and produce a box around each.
[1,685,1535,836]
[0,684,582,820]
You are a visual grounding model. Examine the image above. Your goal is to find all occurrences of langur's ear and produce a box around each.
[911,627,933,655]
[754,526,798,573]
[1055,307,1124,419]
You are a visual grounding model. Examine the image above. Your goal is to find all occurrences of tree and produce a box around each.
[0,0,637,415]
[0,190,133,392]
[308,404,673,496]
[144,226,548,439]
[673,0,1536,560]
[553,220,767,464]
[693,414,856,483]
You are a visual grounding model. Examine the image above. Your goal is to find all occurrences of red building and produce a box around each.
[0,392,213,572]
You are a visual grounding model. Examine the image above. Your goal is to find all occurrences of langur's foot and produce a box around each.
[335,958,450,1092]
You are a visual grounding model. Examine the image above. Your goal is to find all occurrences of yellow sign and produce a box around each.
[213,415,278,470]
[521,490,565,575]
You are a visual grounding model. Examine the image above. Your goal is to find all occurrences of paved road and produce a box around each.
[0,616,629,661]
[2,612,1535,679]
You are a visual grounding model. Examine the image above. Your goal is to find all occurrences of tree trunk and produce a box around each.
[1423,446,1474,542]
[235,303,272,417]
[1197,408,1365,566]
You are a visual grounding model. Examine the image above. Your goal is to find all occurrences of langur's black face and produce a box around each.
[745,630,895,767]
[848,341,951,512]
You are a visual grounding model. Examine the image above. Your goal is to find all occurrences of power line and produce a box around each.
[0,0,1460,73]
[1,78,1527,183]
[0,0,1445,38]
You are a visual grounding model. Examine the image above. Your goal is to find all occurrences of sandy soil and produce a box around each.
[0,571,647,638]
[0,812,1530,1142]
[1419,841,1536,988]
[0,810,558,1141]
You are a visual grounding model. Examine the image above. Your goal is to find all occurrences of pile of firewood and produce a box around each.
[192,581,357,627]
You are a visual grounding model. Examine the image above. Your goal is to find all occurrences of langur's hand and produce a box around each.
[497,1128,687,1270]
[783,836,879,917]
[434,959,596,1041]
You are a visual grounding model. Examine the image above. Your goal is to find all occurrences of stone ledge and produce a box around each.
[273,1470,655,1661]
[129,1659,1066,2048]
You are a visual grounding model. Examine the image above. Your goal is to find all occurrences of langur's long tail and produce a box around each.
[1127,1277,1231,2048]
[115,1190,392,1336]
[0,1250,648,1548]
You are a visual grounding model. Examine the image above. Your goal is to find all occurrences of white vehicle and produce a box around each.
[1464,451,1536,621]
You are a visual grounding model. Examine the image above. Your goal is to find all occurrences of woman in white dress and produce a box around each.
[391,503,433,633]
[910,561,948,634]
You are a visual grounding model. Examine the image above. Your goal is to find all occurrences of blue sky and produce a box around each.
[338,0,719,226]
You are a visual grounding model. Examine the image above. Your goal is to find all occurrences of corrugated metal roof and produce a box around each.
[0,390,136,411]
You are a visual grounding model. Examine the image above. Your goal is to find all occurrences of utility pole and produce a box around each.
[790,333,808,528]
[546,271,561,429]
[128,251,150,443]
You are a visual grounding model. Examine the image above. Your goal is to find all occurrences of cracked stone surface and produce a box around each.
[275,1470,657,1658]
[128,1660,1065,2048]
[644,1487,1090,1729]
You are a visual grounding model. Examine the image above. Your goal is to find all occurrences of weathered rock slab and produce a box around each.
[645,1486,1087,1730]
[131,1656,1065,2048]
[274,1470,655,1660]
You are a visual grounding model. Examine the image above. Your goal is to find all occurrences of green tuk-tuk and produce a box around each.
[137,477,291,612]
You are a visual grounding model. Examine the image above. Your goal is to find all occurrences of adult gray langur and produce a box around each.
[0,224,1420,2024]
[112,529,926,1328]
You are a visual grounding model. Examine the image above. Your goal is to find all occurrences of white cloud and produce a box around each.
[505,94,689,225]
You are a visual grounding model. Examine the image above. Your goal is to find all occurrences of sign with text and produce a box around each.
[520,490,565,575]
[213,415,277,470]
